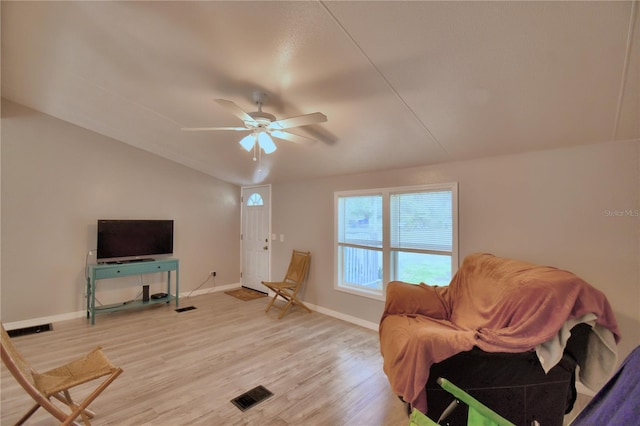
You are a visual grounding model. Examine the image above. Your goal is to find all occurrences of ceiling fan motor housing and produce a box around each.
[181,91,326,146]
[247,91,275,129]
[247,111,276,128]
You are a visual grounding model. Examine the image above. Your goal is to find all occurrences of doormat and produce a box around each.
[231,385,273,411]
[225,287,267,301]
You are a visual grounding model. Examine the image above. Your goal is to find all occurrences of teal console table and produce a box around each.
[86,258,179,325]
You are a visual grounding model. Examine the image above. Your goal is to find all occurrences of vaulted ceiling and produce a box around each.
[2,1,638,186]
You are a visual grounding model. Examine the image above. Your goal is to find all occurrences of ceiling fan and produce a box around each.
[182,91,327,156]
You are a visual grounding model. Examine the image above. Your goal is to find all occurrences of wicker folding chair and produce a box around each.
[262,250,311,319]
[1,323,123,426]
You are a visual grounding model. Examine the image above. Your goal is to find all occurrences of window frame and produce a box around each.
[334,182,458,301]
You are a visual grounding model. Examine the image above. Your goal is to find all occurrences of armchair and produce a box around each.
[379,253,620,425]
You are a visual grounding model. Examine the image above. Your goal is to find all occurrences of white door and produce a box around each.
[241,185,271,293]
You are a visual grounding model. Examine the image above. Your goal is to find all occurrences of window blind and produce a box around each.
[390,190,452,252]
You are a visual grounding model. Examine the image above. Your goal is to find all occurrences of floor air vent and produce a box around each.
[231,385,274,411]
[175,306,197,313]
[7,323,53,337]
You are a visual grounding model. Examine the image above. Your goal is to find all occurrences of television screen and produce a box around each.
[96,220,174,261]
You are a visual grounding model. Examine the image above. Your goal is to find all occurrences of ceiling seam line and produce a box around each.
[611,0,638,141]
[318,1,449,155]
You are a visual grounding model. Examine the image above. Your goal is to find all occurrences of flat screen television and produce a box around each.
[96,219,174,263]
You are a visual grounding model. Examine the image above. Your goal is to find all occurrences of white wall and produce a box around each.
[271,140,640,361]
[2,97,638,362]
[1,99,241,323]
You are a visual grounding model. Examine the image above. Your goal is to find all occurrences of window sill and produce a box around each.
[334,284,385,302]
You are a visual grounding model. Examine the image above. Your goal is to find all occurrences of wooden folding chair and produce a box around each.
[262,250,311,319]
[1,323,123,426]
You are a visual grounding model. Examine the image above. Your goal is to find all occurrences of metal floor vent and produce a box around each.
[7,323,53,337]
[231,385,274,412]
[175,306,197,313]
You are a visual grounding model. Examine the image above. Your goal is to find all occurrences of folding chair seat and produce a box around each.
[1,323,123,425]
[262,249,311,319]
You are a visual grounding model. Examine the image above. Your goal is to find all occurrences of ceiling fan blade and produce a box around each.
[270,130,317,144]
[268,112,327,130]
[214,99,258,126]
[181,127,248,131]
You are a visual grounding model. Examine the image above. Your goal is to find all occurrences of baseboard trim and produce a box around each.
[3,283,243,331]
[6,286,383,349]
[303,301,379,332]
[181,282,241,298]
[4,297,378,332]
[4,311,86,331]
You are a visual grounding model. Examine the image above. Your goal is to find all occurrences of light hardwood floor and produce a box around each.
[1,291,409,426]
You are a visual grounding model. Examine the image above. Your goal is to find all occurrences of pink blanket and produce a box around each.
[379,253,621,414]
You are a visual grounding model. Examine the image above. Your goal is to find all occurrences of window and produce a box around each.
[335,183,457,300]
[336,193,383,295]
[247,193,264,206]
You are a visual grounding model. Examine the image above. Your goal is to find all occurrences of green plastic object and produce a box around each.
[407,378,516,426]
[409,408,439,426]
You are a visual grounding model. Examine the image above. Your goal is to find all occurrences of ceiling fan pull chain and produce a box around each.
[252,139,258,161]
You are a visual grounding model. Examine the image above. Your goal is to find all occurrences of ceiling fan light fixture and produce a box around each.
[258,132,277,154]
[239,134,256,152]
[182,93,326,161]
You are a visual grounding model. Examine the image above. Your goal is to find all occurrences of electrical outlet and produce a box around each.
[210,271,217,277]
